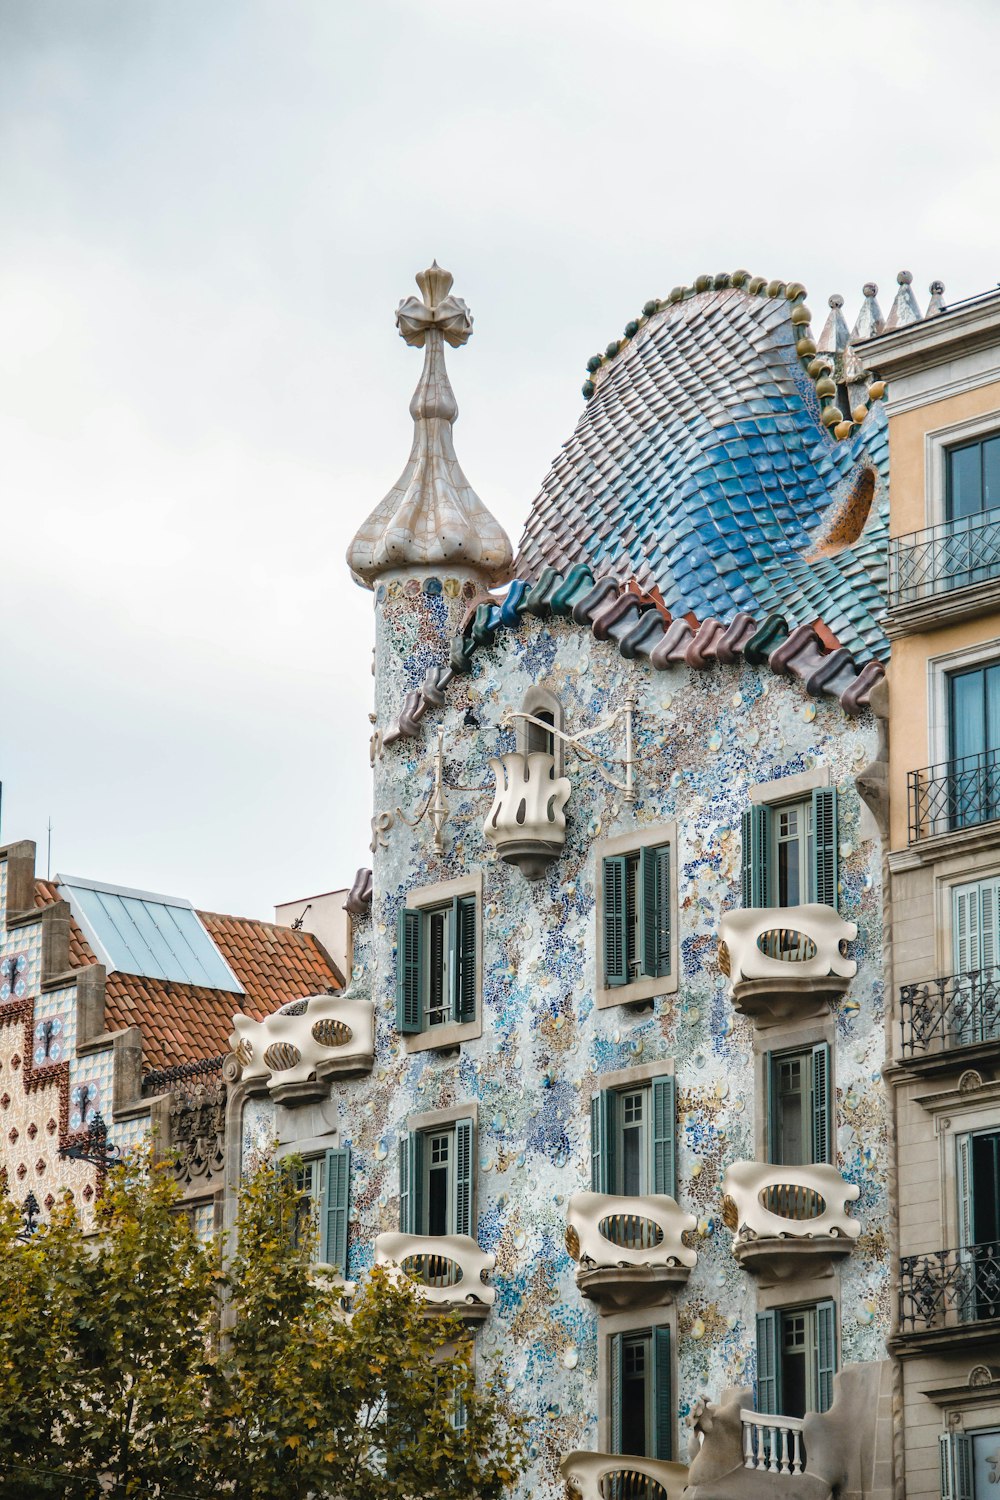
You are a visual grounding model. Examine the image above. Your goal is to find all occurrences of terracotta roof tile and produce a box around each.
[32,880,340,1070]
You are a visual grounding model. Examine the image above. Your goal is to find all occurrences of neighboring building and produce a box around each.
[275,886,351,984]
[0,838,339,1236]
[861,287,1000,1498]
[228,263,920,1498]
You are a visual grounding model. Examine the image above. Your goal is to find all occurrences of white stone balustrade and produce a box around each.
[718,903,857,1024]
[567,1192,697,1269]
[374,1231,496,1315]
[229,993,375,1093]
[740,1410,805,1475]
[560,1451,689,1500]
[483,751,571,879]
[723,1161,861,1244]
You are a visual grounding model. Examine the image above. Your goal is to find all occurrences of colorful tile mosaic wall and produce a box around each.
[267,578,888,1497]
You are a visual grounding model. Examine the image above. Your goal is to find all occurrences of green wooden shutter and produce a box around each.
[811,788,839,909]
[652,1325,672,1460]
[741,806,772,908]
[396,908,423,1034]
[811,1042,832,1165]
[321,1146,350,1273]
[940,1432,974,1500]
[609,1332,623,1452]
[651,1075,677,1199]
[814,1299,837,1413]
[453,1118,474,1238]
[640,844,671,978]
[765,1051,778,1162]
[399,1131,424,1234]
[603,856,628,986]
[591,1089,616,1193]
[957,1134,974,1248]
[755,1310,779,1415]
[452,895,477,1023]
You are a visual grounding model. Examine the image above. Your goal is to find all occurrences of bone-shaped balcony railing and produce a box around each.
[560,1450,689,1500]
[719,903,857,994]
[483,750,571,879]
[229,994,375,1091]
[566,1192,697,1269]
[722,1161,861,1244]
[374,1232,496,1309]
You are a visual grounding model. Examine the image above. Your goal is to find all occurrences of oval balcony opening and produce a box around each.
[599,1473,669,1500]
[756,928,818,963]
[401,1252,464,1289]
[263,1042,301,1072]
[598,1214,665,1251]
[758,1183,827,1221]
[235,1038,253,1067]
[310,1018,353,1048]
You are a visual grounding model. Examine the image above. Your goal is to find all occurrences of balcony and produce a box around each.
[373,1232,495,1322]
[721,1162,860,1283]
[740,1411,806,1475]
[483,749,571,880]
[718,905,857,1027]
[230,993,375,1102]
[895,1240,1000,1354]
[565,1192,697,1311]
[908,749,1000,843]
[560,1451,689,1500]
[898,967,1000,1071]
[888,514,1000,629]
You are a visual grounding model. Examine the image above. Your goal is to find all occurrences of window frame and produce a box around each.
[401,1103,478,1239]
[929,641,1000,775]
[925,409,1000,529]
[595,824,678,1009]
[598,1307,676,1461]
[743,773,838,912]
[591,1068,677,1200]
[397,872,483,1053]
[765,1041,833,1167]
[515,684,565,779]
[756,1298,838,1418]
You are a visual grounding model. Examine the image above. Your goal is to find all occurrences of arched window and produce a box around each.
[516,687,564,778]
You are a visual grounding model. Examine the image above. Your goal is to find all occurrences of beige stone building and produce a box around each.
[862,288,1000,1499]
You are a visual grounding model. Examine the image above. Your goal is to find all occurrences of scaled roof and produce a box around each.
[35,880,340,1070]
[515,273,895,659]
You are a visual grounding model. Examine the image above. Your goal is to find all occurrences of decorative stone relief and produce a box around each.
[169,1080,225,1187]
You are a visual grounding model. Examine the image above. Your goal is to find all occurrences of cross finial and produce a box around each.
[396,261,473,349]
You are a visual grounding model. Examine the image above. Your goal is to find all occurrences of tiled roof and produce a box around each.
[33,881,340,1069]
[514,277,892,659]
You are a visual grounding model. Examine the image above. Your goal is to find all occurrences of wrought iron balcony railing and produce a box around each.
[888,513,1000,609]
[898,1240,1000,1333]
[908,749,1000,842]
[899,968,1000,1059]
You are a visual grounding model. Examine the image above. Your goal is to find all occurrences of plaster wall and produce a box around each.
[886,379,1000,539]
[254,575,890,1497]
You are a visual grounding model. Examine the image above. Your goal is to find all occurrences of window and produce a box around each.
[516,686,564,777]
[399,1118,474,1238]
[766,1044,831,1166]
[947,434,1000,523]
[756,1301,836,1418]
[396,893,477,1037]
[941,1426,1000,1500]
[957,1131,1000,1321]
[602,844,672,988]
[609,1326,672,1460]
[591,1076,676,1199]
[292,1147,351,1271]
[952,877,1000,1044]
[742,789,838,909]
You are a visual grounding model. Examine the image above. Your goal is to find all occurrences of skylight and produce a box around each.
[57,875,243,993]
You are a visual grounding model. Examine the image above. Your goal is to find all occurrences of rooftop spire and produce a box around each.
[347,262,513,590]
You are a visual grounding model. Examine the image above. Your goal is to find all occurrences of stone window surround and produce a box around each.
[915,1080,1000,1250]
[594,823,678,1009]
[927,636,1000,772]
[515,683,565,779]
[931,848,1000,978]
[403,1100,480,1232]
[595,1303,677,1458]
[748,766,831,807]
[751,1017,836,1163]
[922,406,1000,530]
[587,1057,676,1101]
[401,871,483,1055]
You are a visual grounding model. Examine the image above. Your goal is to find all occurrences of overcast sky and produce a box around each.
[0,0,998,919]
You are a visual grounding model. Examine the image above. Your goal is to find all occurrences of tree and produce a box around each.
[0,1153,527,1500]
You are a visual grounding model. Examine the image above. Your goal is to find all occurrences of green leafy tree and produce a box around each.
[0,1152,527,1500]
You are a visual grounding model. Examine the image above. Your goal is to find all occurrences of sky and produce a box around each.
[0,0,998,919]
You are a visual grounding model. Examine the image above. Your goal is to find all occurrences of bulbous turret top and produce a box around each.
[347,262,513,589]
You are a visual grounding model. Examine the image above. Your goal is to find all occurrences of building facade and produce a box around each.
[863,288,1000,1499]
[229,264,922,1497]
[0,837,339,1237]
